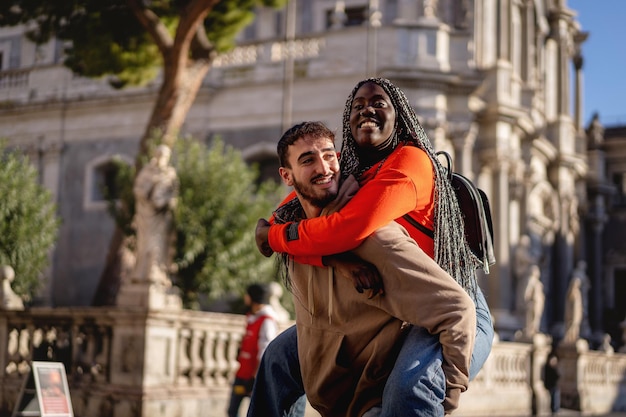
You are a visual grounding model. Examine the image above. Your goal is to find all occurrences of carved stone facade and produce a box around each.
[0,1,624,349]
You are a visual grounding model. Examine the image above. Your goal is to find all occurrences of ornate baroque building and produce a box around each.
[0,0,624,348]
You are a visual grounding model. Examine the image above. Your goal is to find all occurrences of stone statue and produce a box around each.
[514,235,536,280]
[522,265,545,338]
[0,266,24,310]
[600,334,614,354]
[586,112,604,148]
[526,157,559,245]
[514,234,541,314]
[572,260,591,338]
[132,144,178,286]
[563,274,583,345]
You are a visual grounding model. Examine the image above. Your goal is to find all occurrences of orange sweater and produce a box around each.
[269,144,436,260]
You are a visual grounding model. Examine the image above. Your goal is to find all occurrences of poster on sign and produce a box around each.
[32,362,73,417]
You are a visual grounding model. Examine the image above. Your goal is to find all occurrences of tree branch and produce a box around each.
[173,0,219,65]
[126,0,173,56]
[190,24,215,60]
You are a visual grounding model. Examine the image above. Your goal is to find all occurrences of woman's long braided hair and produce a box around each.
[340,77,481,296]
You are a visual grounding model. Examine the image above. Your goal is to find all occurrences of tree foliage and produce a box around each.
[0,0,289,303]
[107,136,283,308]
[0,0,286,87]
[0,142,60,301]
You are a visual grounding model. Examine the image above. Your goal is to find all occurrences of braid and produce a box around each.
[339,78,481,296]
[272,197,302,292]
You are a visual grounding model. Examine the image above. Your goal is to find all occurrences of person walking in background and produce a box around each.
[227,283,278,417]
[543,351,561,415]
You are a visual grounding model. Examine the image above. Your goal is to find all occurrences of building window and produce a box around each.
[242,19,257,41]
[326,6,368,29]
[242,142,281,185]
[92,161,120,201]
[84,155,132,210]
[253,156,281,185]
[612,172,626,206]
[0,41,9,71]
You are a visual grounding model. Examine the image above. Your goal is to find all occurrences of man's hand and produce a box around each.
[323,253,384,298]
[255,218,273,257]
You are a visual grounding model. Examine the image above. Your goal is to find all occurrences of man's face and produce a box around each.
[279,135,339,209]
[349,82,396,149]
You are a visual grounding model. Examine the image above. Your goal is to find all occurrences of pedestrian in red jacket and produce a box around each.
[227,283,278,417]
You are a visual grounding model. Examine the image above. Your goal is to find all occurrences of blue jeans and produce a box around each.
[246,326,307,417]
[228,377,255,417]
[247,287,493,417]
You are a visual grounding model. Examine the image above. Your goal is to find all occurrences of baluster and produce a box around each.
[226,331,242,381]
[202,330,216,387]
[213,331,229,385]
[17,326,31,375]
[83,326,98,378]
[93,325,110,383]
[6,328,19,376]
[189,329,203,386]
[71,323,85,376]
[177,328,191,384]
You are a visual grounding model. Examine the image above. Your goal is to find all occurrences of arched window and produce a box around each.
[242,142,281,185]
[84,154,132,210]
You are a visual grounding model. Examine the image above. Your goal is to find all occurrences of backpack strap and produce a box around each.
[402,214,434,239]
[401,150,451,240]
[402,150,496,273]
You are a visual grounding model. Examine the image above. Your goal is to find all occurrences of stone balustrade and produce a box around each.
[1,308,625,417]
[558,341,626,415]
[0,69,29,90]
[0,307,253,417]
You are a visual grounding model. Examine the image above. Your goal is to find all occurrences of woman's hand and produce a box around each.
[255,218,273,257]
[323,252,384,298]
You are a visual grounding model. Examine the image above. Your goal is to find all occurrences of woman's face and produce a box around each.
[349,82,396,149]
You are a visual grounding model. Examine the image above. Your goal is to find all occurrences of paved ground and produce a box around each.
[245,398,626,417]
[303,406,626,417]
[452,411,626,417]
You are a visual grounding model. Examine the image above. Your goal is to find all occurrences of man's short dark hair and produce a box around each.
[247,283,270,305]
[277,121,336,168]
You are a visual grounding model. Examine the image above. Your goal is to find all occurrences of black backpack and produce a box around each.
[403,151,496,273]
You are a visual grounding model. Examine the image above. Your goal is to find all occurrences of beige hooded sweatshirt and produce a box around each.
[289,176,476,417]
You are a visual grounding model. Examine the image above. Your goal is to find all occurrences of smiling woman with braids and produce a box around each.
[249,78,494,416]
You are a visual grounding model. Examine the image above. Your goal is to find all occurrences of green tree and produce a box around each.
[0,0,288,303]
[0,142,60,301]
[0,0,287,156]
[106,136,283,309]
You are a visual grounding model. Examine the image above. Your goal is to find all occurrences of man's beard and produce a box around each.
[292,176,337,209]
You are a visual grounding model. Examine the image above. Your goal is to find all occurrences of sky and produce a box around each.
[568,0,626,127]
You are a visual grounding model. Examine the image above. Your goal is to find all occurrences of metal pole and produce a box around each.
[366,0,381,77]
[281,0,296,134]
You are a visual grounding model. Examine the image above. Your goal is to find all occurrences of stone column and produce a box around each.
[481,150,516,338]
[450,122,477,178]
[557,339,589,411]
[394,0,419,24]
[587,199,607,340]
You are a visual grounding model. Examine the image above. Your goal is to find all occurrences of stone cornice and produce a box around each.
[382,69,482,95]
